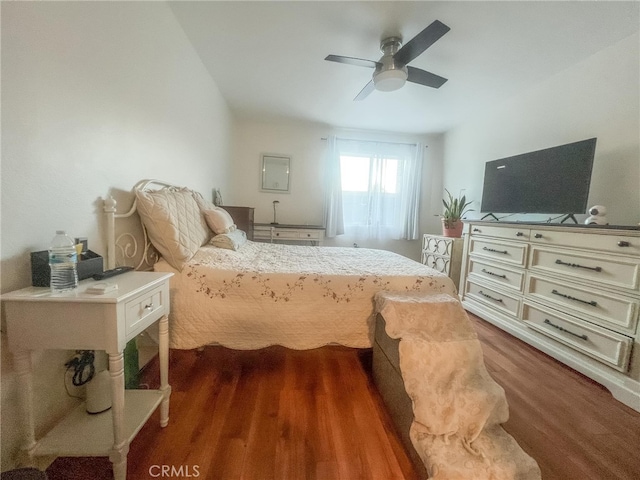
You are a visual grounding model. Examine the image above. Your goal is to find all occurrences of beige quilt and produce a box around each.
[154,242,457,350]
[375,291,542,480]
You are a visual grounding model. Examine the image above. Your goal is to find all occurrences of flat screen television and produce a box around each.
[480,138,597,218]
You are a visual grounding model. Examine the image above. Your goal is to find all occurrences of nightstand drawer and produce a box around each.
[523,302,633,372]
[422,253,451,275]
[125,285,165,335]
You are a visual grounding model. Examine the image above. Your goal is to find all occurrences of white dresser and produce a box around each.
[421,234,464,290]
[459,222,640,411]
[254,223,325,246]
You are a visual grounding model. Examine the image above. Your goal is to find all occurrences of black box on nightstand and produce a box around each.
[30,250,104,287]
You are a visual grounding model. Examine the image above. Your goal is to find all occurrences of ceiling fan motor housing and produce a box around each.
[374,37,408,92]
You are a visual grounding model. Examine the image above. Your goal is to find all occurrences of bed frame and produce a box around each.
[104,179,174,270]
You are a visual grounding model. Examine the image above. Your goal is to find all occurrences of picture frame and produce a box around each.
[261,154,291,193]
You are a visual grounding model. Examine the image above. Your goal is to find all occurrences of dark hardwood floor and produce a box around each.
[45,312,640,479]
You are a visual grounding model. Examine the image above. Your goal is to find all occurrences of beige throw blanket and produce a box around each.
[375,292,541,480]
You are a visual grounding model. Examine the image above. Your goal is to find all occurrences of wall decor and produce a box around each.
[261,154,291,193]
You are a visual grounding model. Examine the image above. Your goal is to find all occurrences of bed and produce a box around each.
[105,179,457,350]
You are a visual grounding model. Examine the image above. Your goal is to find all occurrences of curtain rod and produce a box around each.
[320,137,426,147]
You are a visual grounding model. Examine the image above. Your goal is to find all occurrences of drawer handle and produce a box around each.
[544,318,588,341]
[483,246,508,255]
[617,241,630,247]
[551,289,597,307]
[534,233,543,239]
[555,259,602,272]
[481,268,506,279]
[473,228,481,232]
[516,231,524,237]
[144,303,154,311]
[478,290,503,303]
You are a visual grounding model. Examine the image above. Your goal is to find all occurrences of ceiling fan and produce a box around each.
[325,20,450,101]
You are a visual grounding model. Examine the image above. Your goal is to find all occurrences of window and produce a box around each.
[324,137,423,240]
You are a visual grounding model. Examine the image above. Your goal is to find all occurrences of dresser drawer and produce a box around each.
[296,230,322,240]
[422,236,455,255]
[529,246,640,292]
[467,258,525,292]
[531,229,640,257]
[526,274,639,335]
[469,225,530,241]
[125,285,166,335]
[465,279,521,317]
[422,253,450,275]
[523,302,633,372]
[469,237,528,267]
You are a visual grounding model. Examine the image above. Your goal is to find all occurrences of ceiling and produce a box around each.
[169,1,639,135]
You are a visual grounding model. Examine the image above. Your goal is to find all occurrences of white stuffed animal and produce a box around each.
[585,205,608,225]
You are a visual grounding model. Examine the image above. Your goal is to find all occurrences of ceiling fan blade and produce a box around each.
[354,80,375,101]
[407,66,448,89]
[393,20,450,66]
[325,55,381,69]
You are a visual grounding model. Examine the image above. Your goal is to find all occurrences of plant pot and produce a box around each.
[441,218,463,238]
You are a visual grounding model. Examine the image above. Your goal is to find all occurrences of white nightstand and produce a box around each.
[421,234,464,290]
[2,271,173,480]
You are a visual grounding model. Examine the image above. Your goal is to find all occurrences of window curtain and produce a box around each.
[323,135,344,237]
[337,139,423,241]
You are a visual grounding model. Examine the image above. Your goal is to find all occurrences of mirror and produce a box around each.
[261,154,291,193]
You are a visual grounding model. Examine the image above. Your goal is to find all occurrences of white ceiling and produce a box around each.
[169,1,639,134]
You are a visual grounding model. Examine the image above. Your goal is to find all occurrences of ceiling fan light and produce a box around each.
[373,69,408,92]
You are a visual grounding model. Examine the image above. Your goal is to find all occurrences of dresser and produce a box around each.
[2,272,173,479]
[254,223,325,246]
[459,221,640,411]
[421,234,464,290]
[221,206,254,240]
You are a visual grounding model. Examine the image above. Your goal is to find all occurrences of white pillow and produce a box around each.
[210,229,247,251]
[135,187,210,270]
[203,208,236,235]
[192,193,237,234]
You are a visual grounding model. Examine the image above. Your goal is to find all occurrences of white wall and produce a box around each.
[443,33,640,226]
[1,2,232,470]
[229,118,445,261]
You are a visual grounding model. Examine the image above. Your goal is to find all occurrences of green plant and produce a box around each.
[442,189,473,228]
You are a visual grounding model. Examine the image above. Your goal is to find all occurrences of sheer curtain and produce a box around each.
[325,137,423,241]
[323,135,344,238]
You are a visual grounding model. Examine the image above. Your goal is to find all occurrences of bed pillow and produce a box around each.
[203,209,236,235]
[135,187,210,270]
[193,194,237,234]
[210,229,247,251]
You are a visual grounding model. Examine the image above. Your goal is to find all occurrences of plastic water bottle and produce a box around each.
[49,230,78,292]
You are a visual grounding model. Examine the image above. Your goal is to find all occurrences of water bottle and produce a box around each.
[49,230,78,292]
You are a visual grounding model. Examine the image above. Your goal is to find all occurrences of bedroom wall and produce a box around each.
[229,118,445,261]
[1,2,232,471]
[442,32,640,226]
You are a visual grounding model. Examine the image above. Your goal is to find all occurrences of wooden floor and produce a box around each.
[45,312,640,479]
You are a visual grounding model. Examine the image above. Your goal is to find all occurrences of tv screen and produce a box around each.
[480,138,596,215]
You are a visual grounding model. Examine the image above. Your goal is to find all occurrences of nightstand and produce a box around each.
[2,271,173,480]
[421,234,464,290]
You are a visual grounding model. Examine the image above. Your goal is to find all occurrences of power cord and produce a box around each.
[65,350,96,387]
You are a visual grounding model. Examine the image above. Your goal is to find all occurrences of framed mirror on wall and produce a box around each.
[261,154,291,193]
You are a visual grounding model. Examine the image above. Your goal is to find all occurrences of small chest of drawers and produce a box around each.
[421,234,464,289]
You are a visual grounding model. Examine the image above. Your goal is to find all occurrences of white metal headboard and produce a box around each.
[104,179,180,270]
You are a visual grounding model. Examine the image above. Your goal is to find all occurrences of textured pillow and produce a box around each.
[203,208,236,235]
[210,229,247,251]
[192,193,237,234]
[135,187,210,270]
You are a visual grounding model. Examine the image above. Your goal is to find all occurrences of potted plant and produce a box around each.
[441,189,473,237]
